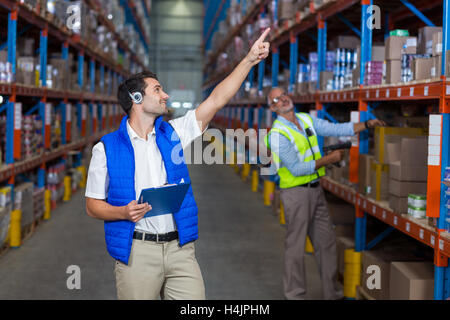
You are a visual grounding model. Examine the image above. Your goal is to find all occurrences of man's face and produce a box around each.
[139,78,170,116]
[268,88,294,114]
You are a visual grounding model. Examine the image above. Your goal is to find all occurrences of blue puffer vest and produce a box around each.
[100,115,199,265]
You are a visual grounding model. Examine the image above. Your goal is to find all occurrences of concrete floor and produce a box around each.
[0,163,330,300]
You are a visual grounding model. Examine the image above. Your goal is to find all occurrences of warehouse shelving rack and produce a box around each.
[203,0,450,299]
[0,1,147,222]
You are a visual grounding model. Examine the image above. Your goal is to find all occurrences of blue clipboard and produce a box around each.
[138,182,191,218]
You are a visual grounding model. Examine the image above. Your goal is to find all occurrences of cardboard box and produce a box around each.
[385,142,400,165]
[399,137,428,166]
[369,160,389,201]
[374,127,426,164]
[385,36,417,60]
[371,45,385,62]
[319,71,333,91]
[418,26,442,55]
[329,35,360,49]
[362,243,427,300]
[308,81,317,94]
[389,161,428,182]
[388,179,427,198]
[278,0,295,20]
[432,31,442,56]
[390,262,434,300]
[412,57,433,80]
[336,236,355,278]
[388,194,408,214]
[432,54,442,78]
[358,154,373,195]
[386,60,401,84]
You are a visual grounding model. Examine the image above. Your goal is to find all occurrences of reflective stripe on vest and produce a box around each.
[264,112,326,189]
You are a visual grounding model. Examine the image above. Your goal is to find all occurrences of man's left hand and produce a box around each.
[366,119,386,128]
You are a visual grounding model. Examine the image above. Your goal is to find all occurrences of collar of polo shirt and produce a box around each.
[126,120,156,140]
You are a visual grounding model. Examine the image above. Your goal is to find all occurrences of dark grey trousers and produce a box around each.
[280,185,343,300]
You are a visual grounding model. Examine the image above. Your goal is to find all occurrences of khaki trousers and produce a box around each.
[280,185,343,300]
[114,238,205,300]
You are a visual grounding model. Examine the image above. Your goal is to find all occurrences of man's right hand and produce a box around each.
[123,200,152,222]
[328,149,345,164]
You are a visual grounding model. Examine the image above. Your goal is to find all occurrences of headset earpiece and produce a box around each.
[129,91,143,104]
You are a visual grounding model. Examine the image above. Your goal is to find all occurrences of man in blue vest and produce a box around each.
[85,28,271,300]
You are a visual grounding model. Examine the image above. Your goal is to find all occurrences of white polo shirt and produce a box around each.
[85,110,204,234]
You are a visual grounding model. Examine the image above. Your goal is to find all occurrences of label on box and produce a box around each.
[406,38,417,47]
[431,67,436,78]
[429,135,440,146]
[66,104,71,122]
[430,235,435,246]
[420,229,424,239]
[428,145,440,156]
[45,103,51,125]
[406,222,410,232]
[424,86,429,96]
[386,89,390,98]
[447,85,450,95]
[409,87,414,96]
[14,103,22,130]
[428,155,440,166]
[397,88,401,97]
[430,114,442,126]
[429,125,441,135]
[436,43,442,54]
[439,239,444,250]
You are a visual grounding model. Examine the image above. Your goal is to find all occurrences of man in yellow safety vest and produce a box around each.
[265,87,385,300]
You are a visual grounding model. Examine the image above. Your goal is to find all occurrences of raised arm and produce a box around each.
[196,28,271,131]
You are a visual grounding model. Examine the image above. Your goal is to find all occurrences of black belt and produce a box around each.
[133,231,178,243]
[298,181,320,188]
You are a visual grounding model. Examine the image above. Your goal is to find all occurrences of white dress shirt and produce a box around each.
[85,110,205,234]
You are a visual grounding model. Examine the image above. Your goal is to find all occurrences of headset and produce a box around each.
[124,82,143,104]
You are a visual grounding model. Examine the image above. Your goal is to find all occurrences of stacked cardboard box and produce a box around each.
[385,36,417,84]
[361,240,427,300]
[368,127,425,202]
[431,30,443,78]
[390,262,434,300]
[14,182,34,229]
[278,0,295,21]
[388,137,428,214]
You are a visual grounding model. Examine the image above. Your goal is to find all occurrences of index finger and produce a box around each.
[257,28,271,43]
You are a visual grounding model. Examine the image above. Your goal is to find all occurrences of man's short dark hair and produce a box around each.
[117,71,158,115]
